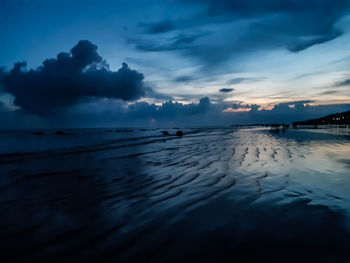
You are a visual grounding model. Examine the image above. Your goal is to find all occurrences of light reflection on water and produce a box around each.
[231,128,350,215]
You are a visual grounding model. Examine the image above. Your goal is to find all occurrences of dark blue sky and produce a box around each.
[1,0,350,127]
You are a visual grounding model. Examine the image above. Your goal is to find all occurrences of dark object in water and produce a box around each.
[105,130,113,132]
[162,131,169,135]
[176,130,183,136]
[55,131,69,136]
[116,129,133,133]
[33,131,45,136]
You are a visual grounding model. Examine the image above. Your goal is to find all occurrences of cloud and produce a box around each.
[227,78,251,85]
[125,98,350,126]
[139,20,177,34]
[0,94,349,128]
[231,102,254,109]
[129,33,202,52]
[223,102,259,112]
[124,57,157,68]
[139,19,199,35]
[226,77,262,85]
[259,102,350,124]
[69,96,216,128]
[0,40,147,115]
[287,30,342,52]
[219,88,234,93]
[320,90,340,95]
[186,0,347,18]
[274,100,315,106]
[101,99,350,127]
[174,75,196,82]
[135,0,349,68]
[221,101,350,125]
[144,86,173,100]
[129,96,211,118]
[337,78,350,86]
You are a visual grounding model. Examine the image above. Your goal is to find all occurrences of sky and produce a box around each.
[1,0,350,128]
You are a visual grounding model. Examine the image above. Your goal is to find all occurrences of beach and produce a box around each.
[0,127,350,262]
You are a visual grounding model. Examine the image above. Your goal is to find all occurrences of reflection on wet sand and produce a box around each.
[0,127,349,262]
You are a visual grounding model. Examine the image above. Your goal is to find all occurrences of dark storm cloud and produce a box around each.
[0,40,147,115]
[219,88,234,93]
[136,0,349,67]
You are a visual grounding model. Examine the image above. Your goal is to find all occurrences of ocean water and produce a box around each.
[0,127,350,262]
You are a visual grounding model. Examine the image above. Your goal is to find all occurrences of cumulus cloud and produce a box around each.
[231,102,255,109]
[0,93,349,128]
[129,96,211,118]
[78,99,350,127]
[220,101,350,125]
[0,40,147,115]
[50,97,215,128]
[255,102,350,124]
[123,98,350,126]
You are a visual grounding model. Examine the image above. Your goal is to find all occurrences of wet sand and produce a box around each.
[0,127,350,262]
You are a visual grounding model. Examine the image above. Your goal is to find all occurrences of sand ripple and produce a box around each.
[0,127,350,262]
